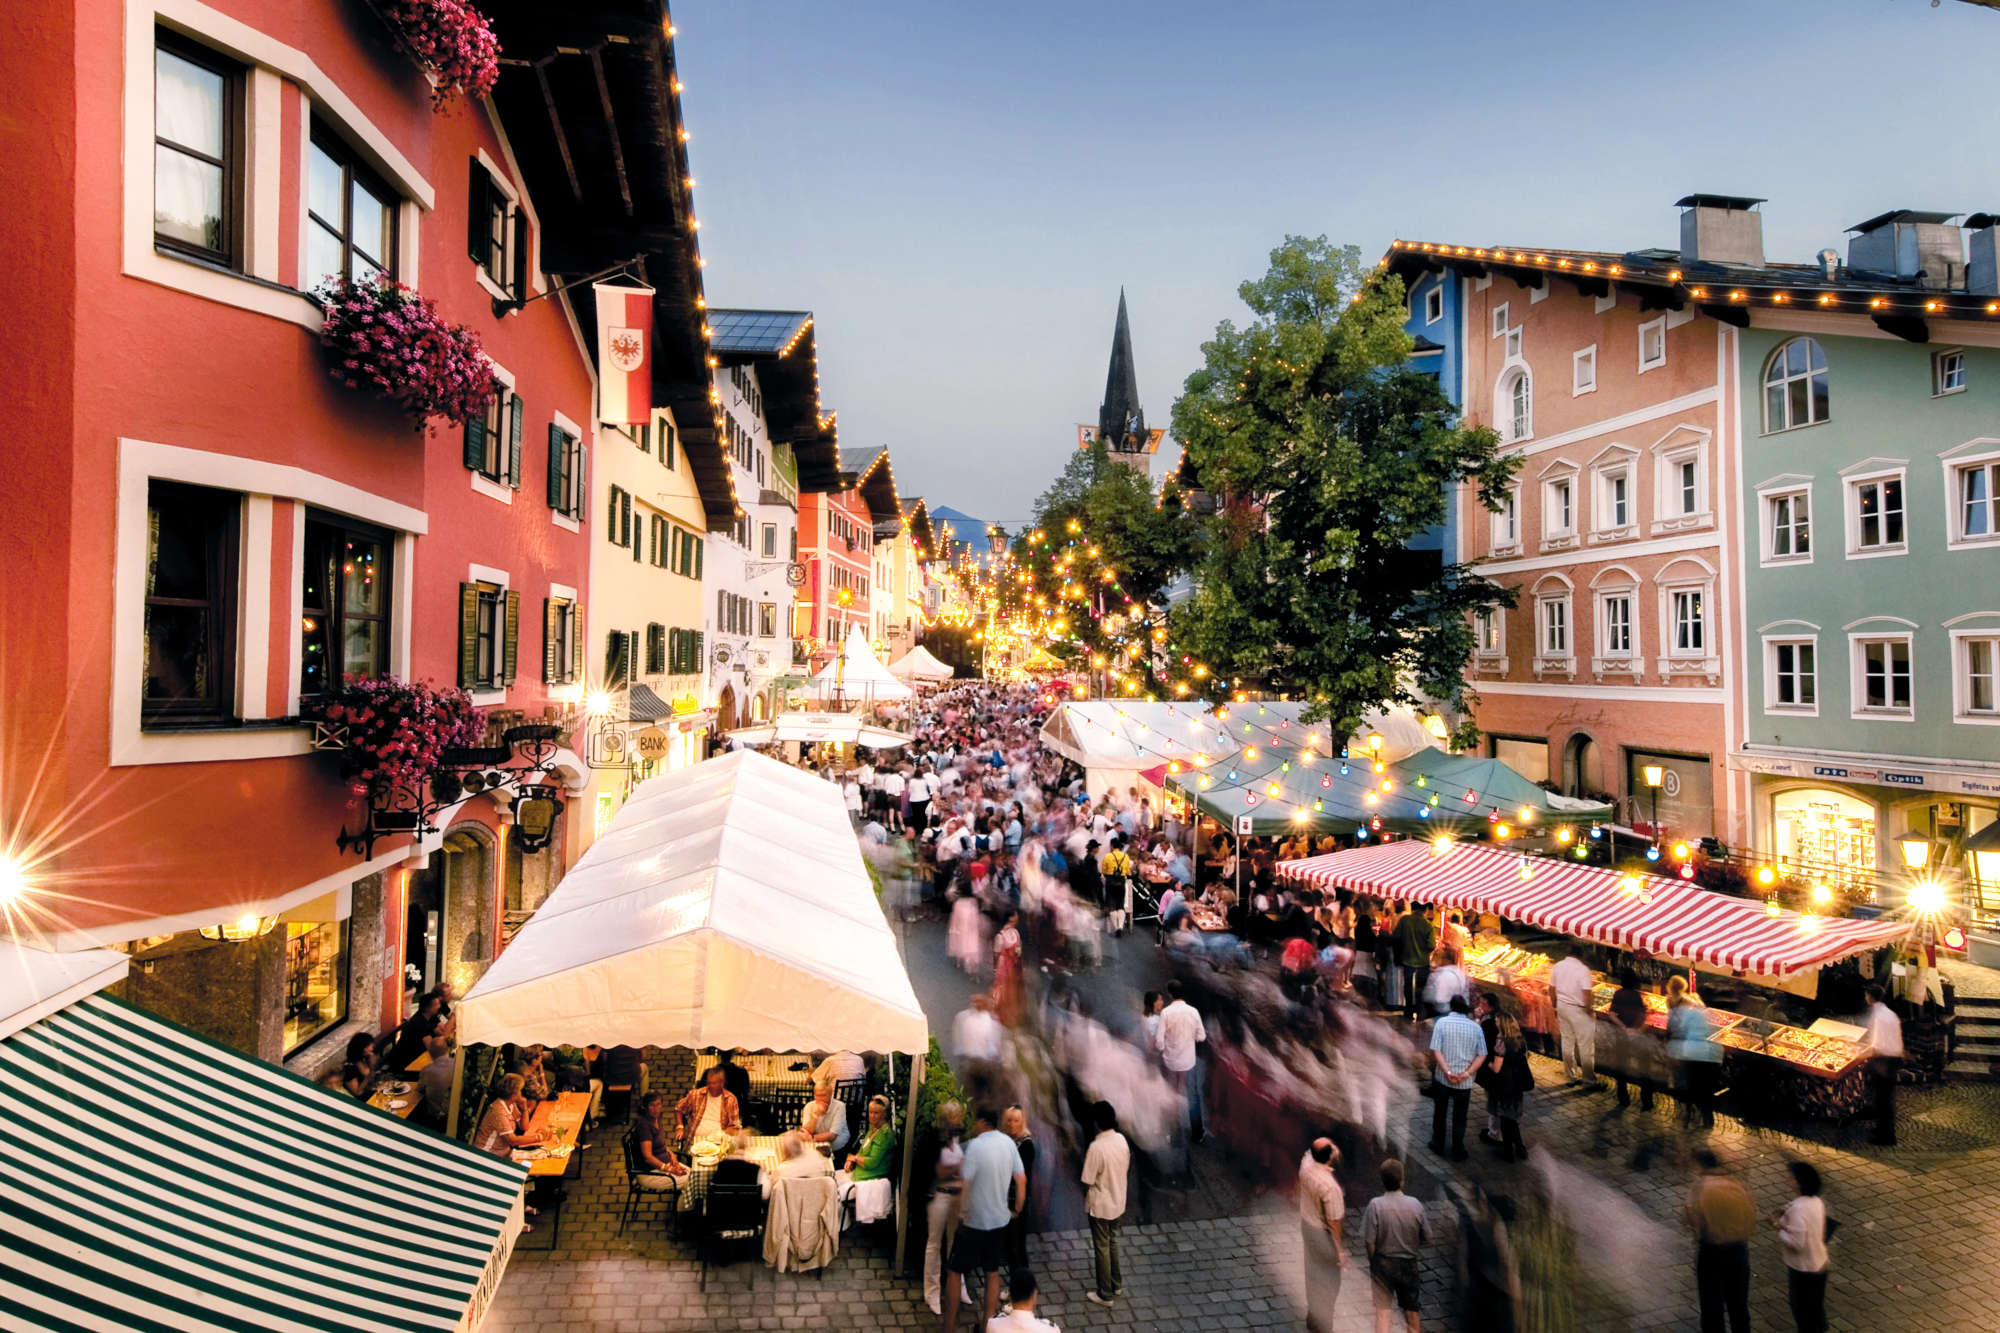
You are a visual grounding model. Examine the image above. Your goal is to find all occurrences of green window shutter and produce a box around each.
[661,421,675,469]
[501,589,520,685]
[457,582,480,687]
[693,537,703,580]
[510,209,529,301]
[543,597,558,683]
[467,159,489,266]
[463,409,487,472]
[506,394,524,488]
[620,490,633,548]
[546,424,566,510]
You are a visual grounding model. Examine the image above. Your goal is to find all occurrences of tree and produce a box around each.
[1168,236,1518,742]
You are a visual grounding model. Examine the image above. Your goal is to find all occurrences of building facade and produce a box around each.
[799,450,897,669]
[1726,211,2000,930]
[1402,265,1465,566]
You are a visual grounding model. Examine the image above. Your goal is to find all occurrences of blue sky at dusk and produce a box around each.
[674,0,2000,524]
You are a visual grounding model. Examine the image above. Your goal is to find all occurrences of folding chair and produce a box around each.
[698,1182,767,1290]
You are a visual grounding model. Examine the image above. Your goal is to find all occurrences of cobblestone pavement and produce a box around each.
[489,1055,2000,1332]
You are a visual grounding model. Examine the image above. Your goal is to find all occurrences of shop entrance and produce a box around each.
[1562,732,1600,799]
[404,826,493,996]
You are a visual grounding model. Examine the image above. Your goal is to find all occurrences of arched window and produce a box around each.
[1501,368,1532,442]
[1764,337,1829,432]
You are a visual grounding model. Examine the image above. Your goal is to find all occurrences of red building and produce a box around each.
[0,0,703,1072]
[797,449,898,666]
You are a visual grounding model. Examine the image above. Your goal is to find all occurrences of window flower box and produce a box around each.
[317,275,501,426]
[375,0,501,107]
[312,675,485,793]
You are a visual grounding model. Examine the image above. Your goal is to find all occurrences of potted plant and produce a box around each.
[311,675,485,795]
[316,274,501,426]
[376,0,501,107]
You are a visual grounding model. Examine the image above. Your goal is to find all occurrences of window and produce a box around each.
[1674,459,1699,516]
[1573,346,1596,395]
[1503,370,1532,442]
[546,424,583,520]
[1540,597,1570,656]
[1505,328,1524,360]
[1767,489,1811,561]
[282,918,349,1056]
[1764,337,1830,432]
[1638,317,1666,372]
[1953,459,2000,543]
[1596,468,1631,532]
[762,523,778,558]
[1544,477,1574,537]
[1853,636,1912,715]
[604,629,632,689]
[1490,488,1519,551]
[1423,285,1444,324]
[1934,348,1966,397]
[1670,589,1706,654]
[645,623,667,675]
[458,581,516,691]
[1850,475,1905,553]
[1474,609,1502,655]
[545,598,580,685]
[1768,640,1817,711]
[1491,304,1509,338]
[759,603,778,638]
[143,481,239,726]
[299,514,391,702]
[1600,595,1633,657]
[467,159,526,299]
[1958,634,1999,718]
[464,390,522,487]
[154,34,238,266]
[306,127,396,289]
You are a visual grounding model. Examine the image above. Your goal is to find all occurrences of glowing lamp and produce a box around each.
[199,913,277,942]
[0,854,30,906]
[1671,841,1690,861]
[585,689,615,717]
[1244,793,1258,807]
[1944,925,1968,950]
[1641,764,1665,789]
[1369,817,1382,831]
[1292,808,1308,823]
[1267,783,1281,798]
[1617,875,1641,895]
[1556,827,1574,845]
[1464,790,1477,803]
[1644,847,1660,861]
[1765,899,1782,918]
[1906,878,1947,915]
[1574,845,1590,860]
[1321,776,1332,789]
[1755,865,1777,887]
[1339,765,1350,776]
[1494,822,1512,840]
[1357,827,1370,840]
[1678,865,1695,880]
[1897,832,1932,871]
[1431,835,1455,857]
[1810,882,1833,906]
[1167,761,1181,775]
[1367,734,1384,753]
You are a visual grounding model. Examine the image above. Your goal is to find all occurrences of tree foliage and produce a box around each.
[1168,236,1519,742]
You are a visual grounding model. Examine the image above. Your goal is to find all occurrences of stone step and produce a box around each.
[1953,995,2000,1011]
[1944,1060,2000,1082]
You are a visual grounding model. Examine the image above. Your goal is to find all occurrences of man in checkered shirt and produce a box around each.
[1427,994,1488,1161]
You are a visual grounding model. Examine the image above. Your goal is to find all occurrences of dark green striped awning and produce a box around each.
[0,993,524,1332]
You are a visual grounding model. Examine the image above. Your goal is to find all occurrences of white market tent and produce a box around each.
[804,626,913,703]
[887,645,954,682]
[456,748,927,1056]
[1039,701,1244,803]
[0,942,523,1332]
[727,713,912,749]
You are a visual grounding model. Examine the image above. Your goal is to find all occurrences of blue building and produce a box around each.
[1395,264,1464,564]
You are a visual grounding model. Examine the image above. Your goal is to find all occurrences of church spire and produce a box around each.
[1098,288,1145,450]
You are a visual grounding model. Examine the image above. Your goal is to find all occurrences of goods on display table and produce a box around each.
[1458,932,1872,1120]
[1188,903,1229,933]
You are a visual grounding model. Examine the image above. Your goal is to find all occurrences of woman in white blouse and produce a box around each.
[1770,1159,1829,1333]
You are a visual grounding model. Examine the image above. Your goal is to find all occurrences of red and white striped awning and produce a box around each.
[1278,840,1911,978]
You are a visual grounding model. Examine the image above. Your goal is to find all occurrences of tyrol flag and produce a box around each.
[593,282,654,424]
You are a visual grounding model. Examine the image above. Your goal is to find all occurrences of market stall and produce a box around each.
[803,626,914,704]
[455,748,930,1262]
[1039,701,1242,805]
[1281,840,1911,1118]
[726,713,912,750]
[887,645,954,684]
[0,944,523,1332]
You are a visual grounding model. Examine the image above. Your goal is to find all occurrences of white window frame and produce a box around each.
[1497,367,1533,444]
[1653,559,1719,679]
[1637,317,1666,372]
[1489,485,1521,556]
[1759,480,1814,567]
[1505,327,1524,360]
[1762,629,1821,717]
[1650,426,1710,530]
[1763,336,1831,433]
[1491,303,1509,338]
[1595,587,1638,670]
[1932,347,1966,397]
[1423,284,1444,325]
[1950,626,2000,724]
[1587,445,1638,541]
[1849,630,1915,721]
[1572,345,1597,396]
[465,561,511,707]
[1474,607,1505,660]
[1539,461,1577,548]
[1842,462,1909,559]
[1941,440,2000,550]
[1534,589,1574,675]
[1666,587,1708,657]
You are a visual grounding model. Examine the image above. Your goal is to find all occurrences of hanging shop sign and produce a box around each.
[633,727,671,762]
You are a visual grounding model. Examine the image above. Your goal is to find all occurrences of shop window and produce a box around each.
[1852,635,1912,717]
[1490,736,1549,785]
[154,32,240,267]
[1772,788,1878,896]
[306,125,397,289]
[283,918,349,1056]
[300,514,391,702]
[1766,638,1817,713]
[143,480,240,727]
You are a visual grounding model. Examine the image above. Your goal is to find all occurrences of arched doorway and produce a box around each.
[1562,732,1600,799]
[405,824,495,999]
[716,683,738,732]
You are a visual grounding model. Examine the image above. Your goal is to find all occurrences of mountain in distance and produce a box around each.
[927,505,991,558]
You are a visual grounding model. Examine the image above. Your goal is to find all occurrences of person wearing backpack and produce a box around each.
[1100,836,1134,933]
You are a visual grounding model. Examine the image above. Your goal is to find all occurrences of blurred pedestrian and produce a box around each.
[1549,943,1599,1090]
[1003,1105,1036,1273]
[1609,969,1655,1111]
[1685,1147,1754,1333]
[1862,984,1903,1146]
[1666,976,1721,1130]
[1298,1137,1346,1332]
[1771,1160,1830,1333]
[1428,994,1487,1162]
[1363,1158,1428,1333]
[1486,1012,1533,1163]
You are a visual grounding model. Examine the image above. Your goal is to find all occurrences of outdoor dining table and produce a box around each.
[675,1133,785,1208]
[512,1091,592,1248]
[366,1077,422,1119]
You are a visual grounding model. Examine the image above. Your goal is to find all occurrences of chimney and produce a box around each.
[1847,210,1966,289]
[1817,249,1839,281]
[1677,194,1766,267]
[1964,214,1999,297]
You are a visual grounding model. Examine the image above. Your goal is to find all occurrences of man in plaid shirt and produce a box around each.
[1427,994,1487,1161]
